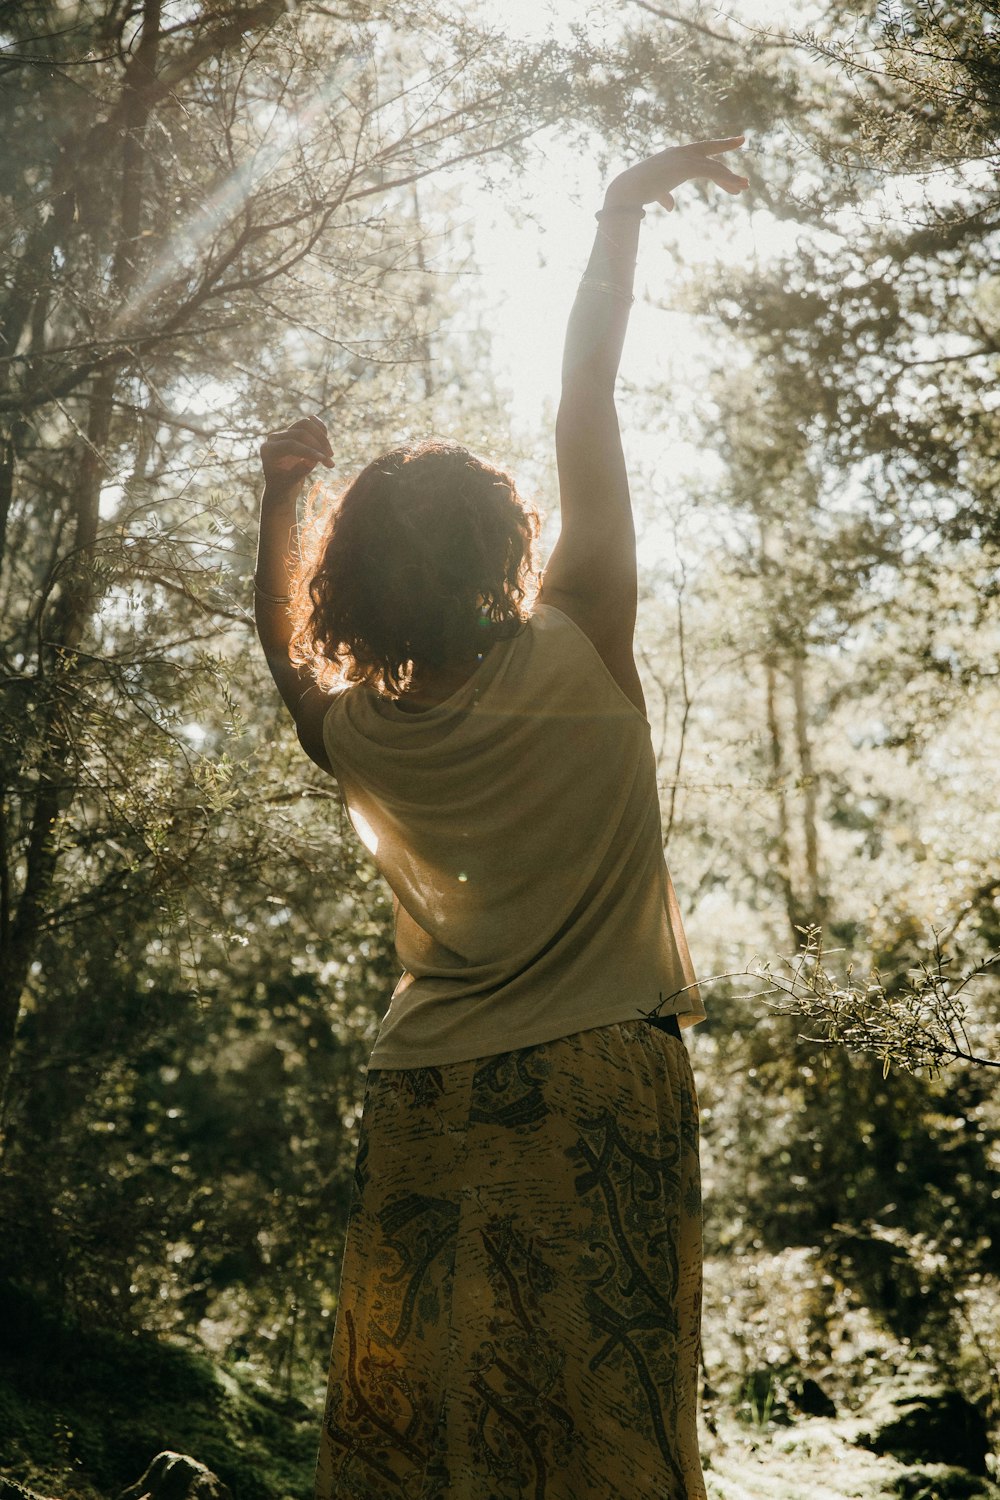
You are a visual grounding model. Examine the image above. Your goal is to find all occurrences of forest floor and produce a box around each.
[4,1397,998,1500]
[3,1414,998,1500]
[703,1414,999,1500]
[1,1280,997,1500]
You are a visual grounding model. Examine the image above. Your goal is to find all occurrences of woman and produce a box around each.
[254,137,749,1500]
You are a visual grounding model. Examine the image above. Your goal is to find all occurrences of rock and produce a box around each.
[827,1229,926,1340]
[857,1388,990,1476]
[0,1482,57,1500]
[117,1452,233,1500]
[737,1365,839,1426]
[889,1465,997,1499]
[787,1375,837,1418]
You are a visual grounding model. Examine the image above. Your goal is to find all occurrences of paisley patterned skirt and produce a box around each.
[314,1017,705,1500]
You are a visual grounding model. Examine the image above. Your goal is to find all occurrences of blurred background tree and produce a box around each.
[623,0,999,1430]
[0,0,627,1386]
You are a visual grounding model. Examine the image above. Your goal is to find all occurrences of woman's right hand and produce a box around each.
[604,136,749,213]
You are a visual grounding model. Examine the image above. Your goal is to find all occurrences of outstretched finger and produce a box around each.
[686,134,746,156]
[698,158,750,190]
[720,172,751,191]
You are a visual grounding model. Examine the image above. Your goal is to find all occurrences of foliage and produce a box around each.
[751,929,998,1074]
[0,0,586,1103]
[798,0,1000,176]
[0,0,997,1464]
[0,1280,316,1500]
[0,0,756,1369]
[0,846,394,1376]
[628,0,998,1060]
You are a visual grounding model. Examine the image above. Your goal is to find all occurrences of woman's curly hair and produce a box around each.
[288,439,539,696]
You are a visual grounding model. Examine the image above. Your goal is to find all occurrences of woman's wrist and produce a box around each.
[261,477,303,507]
[602,178,646,213]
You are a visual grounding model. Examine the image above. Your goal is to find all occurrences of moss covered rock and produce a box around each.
[118,1451,232,1500]
[888,1464,999,1500]
[857,1386,991,1475]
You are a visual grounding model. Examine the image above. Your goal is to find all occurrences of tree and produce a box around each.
[0,0,594,1111]
[609,0,1000,1398]
[613,0,999,1033]
[1,0,755,1362]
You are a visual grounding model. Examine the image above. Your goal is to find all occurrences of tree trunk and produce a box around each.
[0,0,163,1123]
[0,369,116,1118]
[790,649,824,930]
[411,180,435,401]
[764,655,805,944]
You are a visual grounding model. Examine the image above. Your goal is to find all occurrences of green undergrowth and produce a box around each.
[0,1282,316,1500]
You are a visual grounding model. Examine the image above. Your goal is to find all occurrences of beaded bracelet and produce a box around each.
[578,277,635,305]
[253,576,293,604]
[594,204,646,221]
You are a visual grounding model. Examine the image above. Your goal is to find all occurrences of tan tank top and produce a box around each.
[322,602,703,1069]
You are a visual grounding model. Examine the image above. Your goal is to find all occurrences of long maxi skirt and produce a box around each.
[314,1016,705,1500]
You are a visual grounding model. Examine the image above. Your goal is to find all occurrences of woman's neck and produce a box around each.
[394,631,502,711]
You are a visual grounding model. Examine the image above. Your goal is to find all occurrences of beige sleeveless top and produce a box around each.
[322,602,703,1069]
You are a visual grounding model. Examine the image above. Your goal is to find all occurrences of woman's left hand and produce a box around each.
[260,414,334,495]
[604,136,749,213]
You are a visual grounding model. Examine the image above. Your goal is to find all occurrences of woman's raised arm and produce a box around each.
[254,414,335,772]
[538,137,749,712]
